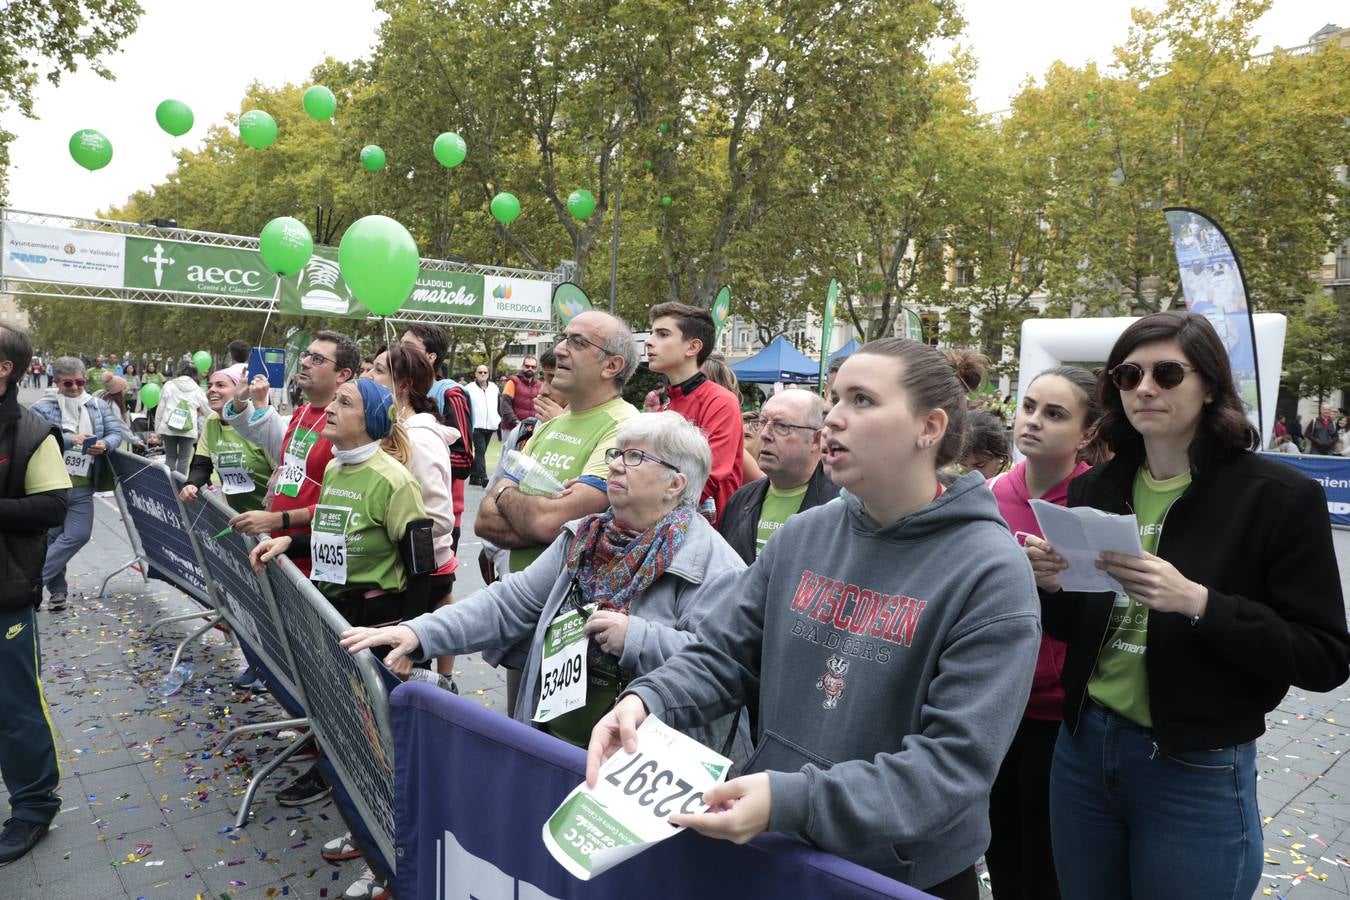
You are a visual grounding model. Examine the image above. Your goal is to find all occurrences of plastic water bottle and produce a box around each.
[155,662,194,697]
[501,450,566,497]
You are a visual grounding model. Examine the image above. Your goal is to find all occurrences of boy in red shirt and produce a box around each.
[646,302,743,524]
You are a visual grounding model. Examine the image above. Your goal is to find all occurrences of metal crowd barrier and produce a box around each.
[104,450,397,878]
[266,557,398,880]
[104,451,219,670]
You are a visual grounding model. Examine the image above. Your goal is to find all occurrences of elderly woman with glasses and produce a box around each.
[1025,312,1350,900]
[29,357,125,611]
[342,411,748,753]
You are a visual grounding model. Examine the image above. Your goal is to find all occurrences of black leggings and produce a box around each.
[925,865,979,900]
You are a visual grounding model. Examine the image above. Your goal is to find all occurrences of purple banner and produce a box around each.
[391,681,932,899]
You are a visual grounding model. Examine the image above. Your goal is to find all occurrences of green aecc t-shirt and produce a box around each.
[311,451,427,598]
[1086,466,1191,727]
[756,482,809,555]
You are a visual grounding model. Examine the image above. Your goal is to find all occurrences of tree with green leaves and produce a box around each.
[1015,0,1350,316]
[1283,291,1350,405]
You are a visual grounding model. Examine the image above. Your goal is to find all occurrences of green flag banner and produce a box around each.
[711,286,731,338]
[903,308,923,343]
[818,278,838,391]
[552,282,592,326]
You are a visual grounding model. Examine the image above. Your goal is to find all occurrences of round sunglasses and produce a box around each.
[1108,360,1196,392]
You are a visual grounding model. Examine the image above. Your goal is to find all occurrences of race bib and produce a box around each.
[63,450,92,479]
[309,504,350,585]
[276,426,318,497]
[214,450,255,495]
[533,606,592,724]
[165,403,191,432]
[543,717,732,880]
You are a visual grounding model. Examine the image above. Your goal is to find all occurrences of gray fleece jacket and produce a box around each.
[402,511,749,754]
[625,471,1041,890]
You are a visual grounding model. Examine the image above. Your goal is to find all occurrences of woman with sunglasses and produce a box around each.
[339,411,747,754]
[29,356,124,611]
[1024,312,1349,899]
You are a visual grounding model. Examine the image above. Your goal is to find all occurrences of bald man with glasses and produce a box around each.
[719,390,839,563]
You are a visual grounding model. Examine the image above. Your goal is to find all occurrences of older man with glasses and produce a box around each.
[474,310,640,710]
[30,356,124,611]
[718,390,839,563]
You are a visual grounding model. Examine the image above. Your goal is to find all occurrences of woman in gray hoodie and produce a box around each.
[585,341,1042,900]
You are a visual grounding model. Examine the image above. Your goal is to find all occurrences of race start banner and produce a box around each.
[391,681,933,900]
[2,219,554,322]
[1164,208,1262,438]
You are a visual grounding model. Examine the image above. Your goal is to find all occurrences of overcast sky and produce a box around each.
[2,0,1342,222]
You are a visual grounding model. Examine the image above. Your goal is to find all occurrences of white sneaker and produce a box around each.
[321,831,361,861]
[343,865,388,900]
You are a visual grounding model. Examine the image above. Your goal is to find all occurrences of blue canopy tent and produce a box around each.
[825,338,859,367]
[730,335,820,384]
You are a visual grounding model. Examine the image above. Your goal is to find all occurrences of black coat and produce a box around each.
[1044,441,1350,753]
[718,461,840,563]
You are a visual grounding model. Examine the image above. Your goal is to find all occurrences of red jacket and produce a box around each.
[269,403,335,574]
[504,374,541,423]
[665,374,744,526]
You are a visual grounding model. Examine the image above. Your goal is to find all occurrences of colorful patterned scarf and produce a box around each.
[565,503,695,614]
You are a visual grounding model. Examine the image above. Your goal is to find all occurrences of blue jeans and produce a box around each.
[42,484,95,596]
[1049,703,1261,900]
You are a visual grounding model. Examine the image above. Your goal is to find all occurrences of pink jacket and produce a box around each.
[989,459,1090,721]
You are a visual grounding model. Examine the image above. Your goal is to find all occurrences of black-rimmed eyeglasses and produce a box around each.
[605,447,680,473]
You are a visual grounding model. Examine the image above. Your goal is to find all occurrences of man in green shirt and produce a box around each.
[718,390,839,563]
[474,310,640,572]
[473,311,639,711]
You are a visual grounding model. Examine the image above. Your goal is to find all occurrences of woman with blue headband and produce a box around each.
[251,378,430,628]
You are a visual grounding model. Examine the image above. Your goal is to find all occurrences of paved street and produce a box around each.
[0,388,1347,898]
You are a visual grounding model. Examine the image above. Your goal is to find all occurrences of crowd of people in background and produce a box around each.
[1,307,1348,900]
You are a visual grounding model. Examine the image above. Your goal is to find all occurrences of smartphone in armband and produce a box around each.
[399,518,436,578]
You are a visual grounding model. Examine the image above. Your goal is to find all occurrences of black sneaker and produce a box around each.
[0,818,49,866]
[276,765,330,807]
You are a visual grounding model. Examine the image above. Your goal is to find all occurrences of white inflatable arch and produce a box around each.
[1016,314,1286,449]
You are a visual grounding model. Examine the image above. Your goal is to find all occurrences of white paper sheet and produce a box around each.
[1029,499,1144,593]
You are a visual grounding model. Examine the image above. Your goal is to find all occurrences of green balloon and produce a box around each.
[259,216,313,277]
[660,195,672,207]
[360,144,386,172]
[303,85,337,121]
[490,192,521,225]
[338,215,420,317]
[68,129,112,171]
[566,189,597,220]
[239,110,277,149]
[138,382,161,410]
[193,351,212,374]
[155,99,194,137]
[433,132,467,168]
